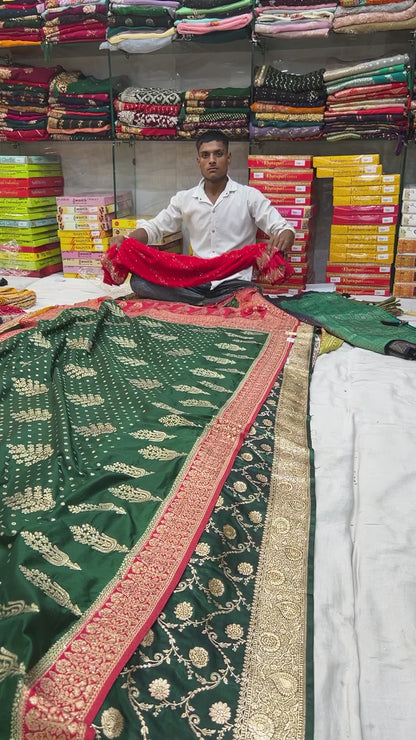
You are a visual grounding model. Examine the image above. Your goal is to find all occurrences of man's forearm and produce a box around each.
[128,228,149,244]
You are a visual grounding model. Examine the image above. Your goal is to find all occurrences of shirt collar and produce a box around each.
[194,176,237,201]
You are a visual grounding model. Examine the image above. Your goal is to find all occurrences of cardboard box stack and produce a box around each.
[112,216,183,254]
[393,186,416,298]
[314,154,400,297]
[57,191,132,278]
[248,154,316,294]
[0,154,64,278]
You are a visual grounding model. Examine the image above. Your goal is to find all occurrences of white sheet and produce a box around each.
[3,272,416,739]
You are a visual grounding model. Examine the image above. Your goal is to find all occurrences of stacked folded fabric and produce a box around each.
[177,86,250,139]
[38,0,107,43]
[323,54,411,142]
[333,0,416,32]
[48,69,126,139]
[254,2,337,38]
[174,0,254,42]
[0,62,58,140]
[114,86,182,139]
[101,0,178,53]
[0,0,42,46]
[251,64,327,140]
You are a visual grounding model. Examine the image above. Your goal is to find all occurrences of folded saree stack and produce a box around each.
[0,153,63,277]
[323,54,411,142]
[101,0,178,54]
[394,185,416,297]
[114,86,182,139]
[48,69,125,139]
[177,86,250,139]
[174,0,254,42]
[0,62,58,140]
[38,0,107,43]
[0,0,42,45]
[251,64,327,140]
[254,0,337,38]
[333,0,416,32]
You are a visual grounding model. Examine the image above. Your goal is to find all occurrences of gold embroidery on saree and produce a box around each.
[75,422,117,437]
[67,393,104,406]
[0,648,25,683]
[11,409,51,423]
[172,385,209,395]
[28,332,51,348]
[7,444,53,465]
[215,342,243,351]
[0,601,39,620]
[101,707,124,738]
[12,378,48,396]
[108,484,161,503]
[130,429,175,441]
[158,414,196,427]
[116,356,147,366]
[66,337,92,350]
[19,566,81,616]
[199,380,228,393]
[190,368,225,379]
[138,445,186,461]
[103,463,150,478]
[109,336,137,348]
[64,364,97,378]
[129,379,162,390]
[70,525,128,553]
[148,332,178,341]
[166,348,192,356]
[233,324,313,740]
[203,355,236,365]
[68,503,126,515]
[4,486,55,514]
[152,402,185,415]
[21,532,81,571]
[179,399,218,409]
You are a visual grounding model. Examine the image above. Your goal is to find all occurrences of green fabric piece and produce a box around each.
[176,0,253,17]
[274,291,416,358]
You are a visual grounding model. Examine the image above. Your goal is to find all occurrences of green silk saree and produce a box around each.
[0,289,315,740]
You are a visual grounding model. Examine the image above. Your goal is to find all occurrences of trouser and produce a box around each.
[130,274,255,305]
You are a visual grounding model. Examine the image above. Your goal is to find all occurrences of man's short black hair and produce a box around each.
[196,130,229,152]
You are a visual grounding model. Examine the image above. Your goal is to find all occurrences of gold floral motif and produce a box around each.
[0,647,25,683]
[66,337,92,350]
[208,578,224,597]
[172,384,209,395]
[215,342,243,351]
[19,566,81,616]
[166,348,192,356]
[199,380,228,393]
[149,678,170,700]
[68,503,126,515]
[195,542,210,556]
[103,463,150,478]
[0,600,39,620]
[101,708,124,739]
[222,368,245,376]
[108,484,161,503]
[21,531,80,570]
[209,702,231,724]
[129,379,162,390]
[7,443,53,466]
[148,332,178,341]
[190,368,224,379]
[106,303,125,318]
[189,647,209,668]
[203,355,236,365]
[237,562,253,575]
[11,408,51,423]
[141,629,154,647]
[116,356,147,366]
[179,399,218,409]
[241,452,253,461]
[255,474,268,483]
[4,486,54,514]
[70,524,128,553]
[130,429,175,441]
[246,713,274,739]
[138,445,185,461]
[158,414,196,428]
[225,623,244,640]
[174,601,193,620]
[248,511,262,524]
[223,525,237,540]
[109,336,137,348]
[28,332,51,348]
[67,393,104,406]
[75,422,116,438]
[64,364,97,378]
[233,481,247,493]
[12,377,48,396]
[153,402,185,415]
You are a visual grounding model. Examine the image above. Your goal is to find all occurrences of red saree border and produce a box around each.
[13,291,299,740]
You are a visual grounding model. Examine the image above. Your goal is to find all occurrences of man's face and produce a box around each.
[197,140,231,182]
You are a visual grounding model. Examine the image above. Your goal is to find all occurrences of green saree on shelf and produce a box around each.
[0,289,315,740]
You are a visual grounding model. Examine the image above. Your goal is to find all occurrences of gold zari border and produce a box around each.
[234,323,314,740]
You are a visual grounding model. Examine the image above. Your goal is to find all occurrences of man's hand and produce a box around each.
[110,234,125,250]
[267,229,295,254]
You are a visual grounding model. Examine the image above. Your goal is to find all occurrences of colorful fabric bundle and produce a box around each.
[48,69,126,139]
[333,0,416,30]
[0,0,42,45]
[114,86,182,139]
[101,237,294,286]
[251,64,326,140]
[254,3,337,38]
[323,54,411,141]
[0,62,58,140]
[38,0,107,42]
[177,86,250,139]
[102,0,178,52]
[174,0,254,40]
[0,285,36,308]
